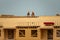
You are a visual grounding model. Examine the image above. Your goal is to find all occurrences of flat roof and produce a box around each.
[0,14,60,18]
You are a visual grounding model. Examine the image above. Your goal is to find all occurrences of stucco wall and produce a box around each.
[16,28,41,40]
[0,16,60,40]
[0,16,60,28]
[0,28,4,40]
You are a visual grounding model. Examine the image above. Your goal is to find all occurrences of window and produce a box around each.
[8,30,14,39]
[48,30,53,39]
[56,30,60,37]
[31,30,37,37]
[19,30,25,37]
[0,30,1,37]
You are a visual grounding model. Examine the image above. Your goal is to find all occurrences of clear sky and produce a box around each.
[0,0,60,16]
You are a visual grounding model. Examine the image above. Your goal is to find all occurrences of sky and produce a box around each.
[0,0,60,16]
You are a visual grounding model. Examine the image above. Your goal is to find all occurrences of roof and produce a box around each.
[0,14,39,18]
[0,14,60,18]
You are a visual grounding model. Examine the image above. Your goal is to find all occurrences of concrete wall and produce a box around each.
[53,28,60,40]
[16,28,41,40]
[0,28,4,40]
[41,29,47,40]
[0,16,60,40]
[0,16,60,27]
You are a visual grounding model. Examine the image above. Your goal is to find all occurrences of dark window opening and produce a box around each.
[8,30,14,39]
[56,30,60,37]
[0,30,1,37]
[31,30,37,37]
[48,30,53,39]
[19,30,25,37]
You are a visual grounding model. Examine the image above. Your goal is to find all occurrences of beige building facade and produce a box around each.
[0,14,60,40]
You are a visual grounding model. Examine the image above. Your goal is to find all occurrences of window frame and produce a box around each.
[56,30,60,37]
[31,30,37,37]
[19,30,25,37]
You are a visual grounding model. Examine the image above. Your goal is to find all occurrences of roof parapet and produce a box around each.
[0,14,14,17]
[0,14,38,18]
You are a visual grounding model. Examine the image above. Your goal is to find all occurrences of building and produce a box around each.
[0,12,60,40]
